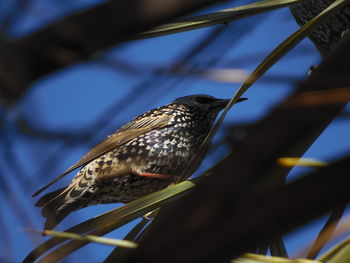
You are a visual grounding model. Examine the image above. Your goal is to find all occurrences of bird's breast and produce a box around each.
[114,123,208,174]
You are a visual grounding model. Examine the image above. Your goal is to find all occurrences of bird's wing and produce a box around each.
[32,114,173,197]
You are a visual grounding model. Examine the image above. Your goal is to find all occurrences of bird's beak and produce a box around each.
[212,97,247,109]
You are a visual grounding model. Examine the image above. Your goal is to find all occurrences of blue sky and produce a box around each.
[1,0,349,262]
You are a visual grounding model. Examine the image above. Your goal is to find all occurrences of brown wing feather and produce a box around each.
[32,114,173,197]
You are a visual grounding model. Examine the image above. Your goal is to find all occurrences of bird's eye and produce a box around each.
[195,96,215,104]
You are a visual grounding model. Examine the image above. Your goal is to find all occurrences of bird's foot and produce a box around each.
[138,172,175,180]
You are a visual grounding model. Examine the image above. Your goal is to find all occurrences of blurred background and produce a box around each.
[0,0,349,262]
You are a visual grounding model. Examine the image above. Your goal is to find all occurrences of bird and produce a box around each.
[290,0,350,55]
[33,94,247,229]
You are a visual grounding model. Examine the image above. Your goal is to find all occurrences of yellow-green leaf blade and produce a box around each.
[23,180,196,263]
[139,0,309,39]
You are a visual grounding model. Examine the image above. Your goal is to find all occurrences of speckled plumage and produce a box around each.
[75,104,215,204]
[35,94,245,229]
[290,0,350,54]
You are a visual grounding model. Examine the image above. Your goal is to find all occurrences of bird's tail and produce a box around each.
[35,186,87,230]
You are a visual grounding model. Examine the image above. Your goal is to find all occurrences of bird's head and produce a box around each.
[172,94,247,120]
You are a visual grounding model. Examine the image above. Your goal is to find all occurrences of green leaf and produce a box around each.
[324,240,350,263]
[318,237,350,262]
[277,157,327,167]
[138,0,308,39]
[233,253,321,263]
[269,238,288,257]
[23,180,196,263]
[28,229,137,248]
[103,218,149,263]
[307,207,345,259]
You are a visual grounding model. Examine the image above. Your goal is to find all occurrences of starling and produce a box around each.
[290,0,350,54]
[34,94,246,229]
